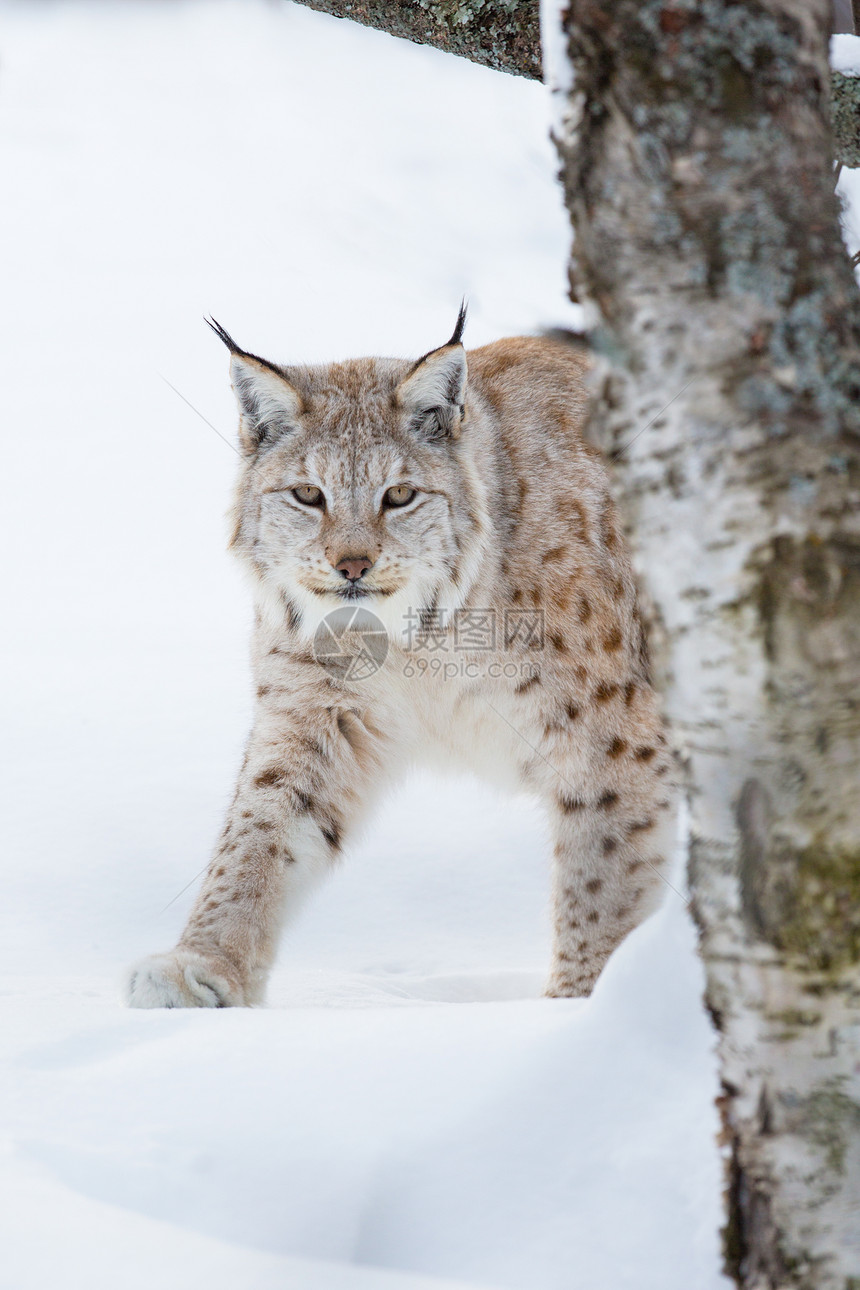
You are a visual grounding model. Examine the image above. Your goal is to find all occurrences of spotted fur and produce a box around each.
[126,323,676,1008]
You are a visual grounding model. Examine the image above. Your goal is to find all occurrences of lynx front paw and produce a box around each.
[125,947,247,1009]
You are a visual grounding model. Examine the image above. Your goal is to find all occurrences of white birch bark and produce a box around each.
[550,0,860,1284]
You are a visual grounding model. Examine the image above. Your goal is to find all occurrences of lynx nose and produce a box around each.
[335,555,373,582]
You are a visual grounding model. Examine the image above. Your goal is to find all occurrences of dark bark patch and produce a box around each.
[764,838,860,970]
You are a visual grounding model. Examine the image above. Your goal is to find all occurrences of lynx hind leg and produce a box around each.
[544,711,677,998]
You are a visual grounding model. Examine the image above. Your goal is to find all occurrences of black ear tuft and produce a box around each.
[205,318,291,384]
[446,300,467,348]
[205,316,244,354]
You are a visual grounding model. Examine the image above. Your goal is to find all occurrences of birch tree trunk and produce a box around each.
[550,1,860,1285]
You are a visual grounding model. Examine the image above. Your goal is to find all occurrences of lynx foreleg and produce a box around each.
[127,704,388,1008]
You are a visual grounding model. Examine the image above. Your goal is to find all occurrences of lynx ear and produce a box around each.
[206,317,302,452]
[396,304,468,441]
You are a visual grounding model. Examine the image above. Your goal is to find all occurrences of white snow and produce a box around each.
[0,2,729,1287]
[539,0,574,132]
[831,32,860,74]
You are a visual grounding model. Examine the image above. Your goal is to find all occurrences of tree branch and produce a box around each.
[832,71,860,167]
[291,0,542,79]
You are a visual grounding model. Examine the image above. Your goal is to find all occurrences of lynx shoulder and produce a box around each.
[127,312,675,1009]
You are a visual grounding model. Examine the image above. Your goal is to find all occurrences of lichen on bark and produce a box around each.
[773,843,860,969]
[832,71,860,167]
[290,0,542,78]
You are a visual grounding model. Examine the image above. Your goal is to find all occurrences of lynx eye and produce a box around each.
[292,485,325,508]
[383,485,416,509]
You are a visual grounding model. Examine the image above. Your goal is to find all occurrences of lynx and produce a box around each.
[127,310,676,1008]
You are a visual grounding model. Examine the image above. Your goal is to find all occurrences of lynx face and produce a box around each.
[217,319,490,643]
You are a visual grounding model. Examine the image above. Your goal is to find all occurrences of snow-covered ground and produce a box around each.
[0,3,734,1286]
